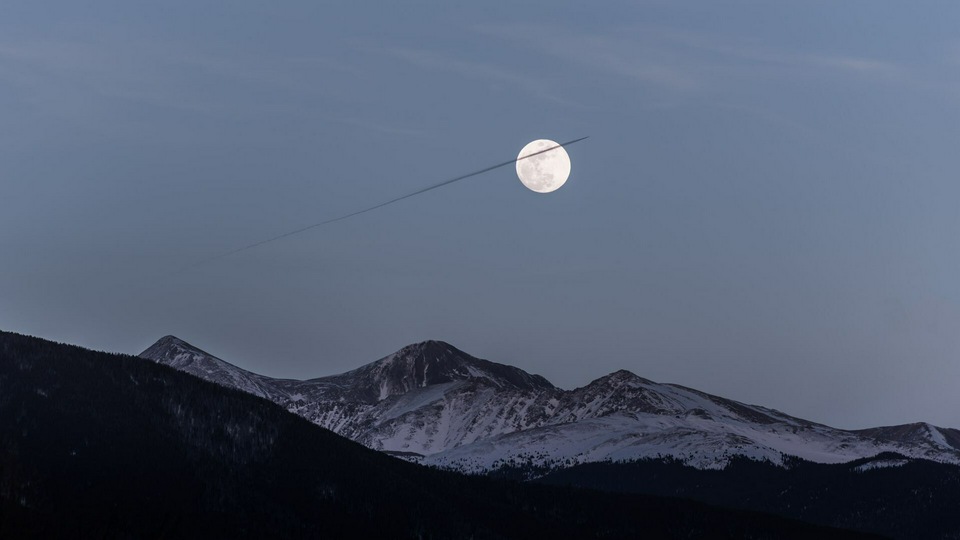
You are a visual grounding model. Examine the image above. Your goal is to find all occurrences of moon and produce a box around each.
[516,139,571,193]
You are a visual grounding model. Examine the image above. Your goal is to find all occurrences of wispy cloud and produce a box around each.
[804,55,900,76]
[386,47,577,106]
[500,28,702,91]
[477,24,705,92]
[0,40,355,114]
[0,41,219,113]
[478,23,907,92]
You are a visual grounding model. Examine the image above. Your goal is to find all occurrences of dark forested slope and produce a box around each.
[534,456,960,539]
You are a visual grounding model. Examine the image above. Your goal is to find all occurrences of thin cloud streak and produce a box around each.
[478,23,911,93]
[386,47,578,106]
[0,40,357,114]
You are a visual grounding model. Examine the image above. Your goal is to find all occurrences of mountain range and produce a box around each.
[2,329,877,539]
[140,335,960,472]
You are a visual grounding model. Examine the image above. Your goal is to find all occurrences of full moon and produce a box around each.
[516,139,571,193]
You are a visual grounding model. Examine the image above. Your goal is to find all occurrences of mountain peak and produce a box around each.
[609,368,642,379]
[392,339,460,359]
[586,369,651,389]
[151,334,184,349]
[142,335,208,357]
[340,340,555,401]
[140,334,277,399]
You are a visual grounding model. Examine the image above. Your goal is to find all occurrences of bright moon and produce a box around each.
[516,139,571,193]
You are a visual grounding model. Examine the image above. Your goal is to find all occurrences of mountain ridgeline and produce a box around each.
[133,335,960,539]
[140,335,960,471]
[1,330,877,539]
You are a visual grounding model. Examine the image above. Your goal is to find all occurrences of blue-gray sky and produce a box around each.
[3,1,959,429]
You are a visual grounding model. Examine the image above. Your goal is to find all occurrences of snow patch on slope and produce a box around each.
[854,459,910,473]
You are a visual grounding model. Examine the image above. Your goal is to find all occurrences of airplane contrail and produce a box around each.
[177,136,588,272]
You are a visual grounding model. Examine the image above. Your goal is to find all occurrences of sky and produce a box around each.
[2,1,959,430]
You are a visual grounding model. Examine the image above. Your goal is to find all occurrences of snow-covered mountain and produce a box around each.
[140,336,960,471]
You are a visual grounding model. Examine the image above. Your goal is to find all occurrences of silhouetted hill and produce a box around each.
[0,330,879,539]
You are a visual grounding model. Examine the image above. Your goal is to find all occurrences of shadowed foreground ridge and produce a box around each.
[532,455,960,540]
[0,330,878,539]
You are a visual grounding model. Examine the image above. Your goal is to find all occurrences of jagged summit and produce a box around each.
[586,369,652,386]
[314,339,555,403]
[141,335,209,359]
[156,334,181,344]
